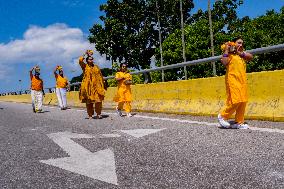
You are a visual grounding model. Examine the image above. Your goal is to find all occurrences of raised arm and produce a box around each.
[29,67,34,80]
[221,43,230,66]
[54,66,58,78]
[78,56,86,70]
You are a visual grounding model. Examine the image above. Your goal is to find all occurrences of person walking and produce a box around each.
[54,65,69,110]
[30,66,45,113]
[113,63,133,117]
[218,37,253,129]
[78,50,105,119]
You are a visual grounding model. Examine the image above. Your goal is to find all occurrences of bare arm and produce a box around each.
[42,82,45,96]
[29,67,34,80]
[237,51,253,62]
[78,56,86,70]
[115,72,124,81]
[125,76,132,85]
[116,77,124,81]
[66,80,70,91]
[220,43,230,66]
[54,66,58,78]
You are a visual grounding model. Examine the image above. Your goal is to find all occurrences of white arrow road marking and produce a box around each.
[40,132,118,185]
[118,129,165,138]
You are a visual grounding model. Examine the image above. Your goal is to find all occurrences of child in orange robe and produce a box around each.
[113,63,133,117]
[218,37,253,129]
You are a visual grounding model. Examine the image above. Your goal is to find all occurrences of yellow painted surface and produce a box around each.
[1,70,283,121]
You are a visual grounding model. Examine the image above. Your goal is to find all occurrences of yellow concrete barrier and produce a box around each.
[1,70,283,121]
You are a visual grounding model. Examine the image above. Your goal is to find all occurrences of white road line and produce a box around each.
[103,112,284,134]
[249,127,284,134]
[4,102,284,134]
[104,112,218,126]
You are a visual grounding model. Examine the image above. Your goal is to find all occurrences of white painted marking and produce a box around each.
[104,112,284,134]
[104,112,218,126]
[135,115,219,126]
[100,134,121,138]
[5,102,284,134]
[118,129,165,138]
[249,127,284,134]
[268,171,284,179]
[40,132,118,185]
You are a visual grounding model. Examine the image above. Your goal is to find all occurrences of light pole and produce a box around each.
[18,79,22,95]
[156,0,164,82]
[180,0,187,80]
[208,0,217,76]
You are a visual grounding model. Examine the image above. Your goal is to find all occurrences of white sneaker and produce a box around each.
[126,113,133,117]
[116,106,122,117]
[232,123,249,129]
[218,114,231,128]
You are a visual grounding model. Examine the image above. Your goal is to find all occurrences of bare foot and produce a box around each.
[96,115,102,119]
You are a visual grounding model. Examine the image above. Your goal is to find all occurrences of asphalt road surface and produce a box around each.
[0,101,283,189]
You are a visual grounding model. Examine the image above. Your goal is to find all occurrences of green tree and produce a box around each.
[88,0,194,70]
[153,0,244,81]
[70,74,83,84]
[230,7,284,72]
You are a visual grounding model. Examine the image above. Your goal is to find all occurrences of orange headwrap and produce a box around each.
[221,41,236,52]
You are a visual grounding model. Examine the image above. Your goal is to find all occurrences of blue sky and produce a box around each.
[0,0,283,93]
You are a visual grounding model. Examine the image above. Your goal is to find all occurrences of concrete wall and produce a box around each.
[1,70,283,121]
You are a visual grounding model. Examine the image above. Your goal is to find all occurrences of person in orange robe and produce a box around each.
[54,65,69,110]
[113,63,133,117]
[78,50,105,119]
[30,66,45,113]
[218,37,253,129]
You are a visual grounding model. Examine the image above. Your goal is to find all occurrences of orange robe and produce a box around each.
[55,75,68,88]
[31,76,43,91]
[114,71,132,102]
[78,56,105,103]
[225,54,248,105]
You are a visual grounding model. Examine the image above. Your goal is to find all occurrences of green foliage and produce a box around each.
[156,1,284,81]
[71,1,284,84]
[101,68,113,77]
[70,73,83,84]
[89,0,194,70]
[231,8,284,72]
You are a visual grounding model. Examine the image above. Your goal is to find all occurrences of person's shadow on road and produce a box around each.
[36,110,50,113]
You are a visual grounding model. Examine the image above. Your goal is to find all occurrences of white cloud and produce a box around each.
[0,23,111,81]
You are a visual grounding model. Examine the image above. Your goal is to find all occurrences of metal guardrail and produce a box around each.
[1,43,283,95]
[69,43,284,84]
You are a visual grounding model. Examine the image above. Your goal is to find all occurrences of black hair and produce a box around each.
[232,36,243,42]
[119,63,128,72]
[120,63,127,68]
[59,69,64,76]
[86,56,94,62]
[232,36,245,48]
